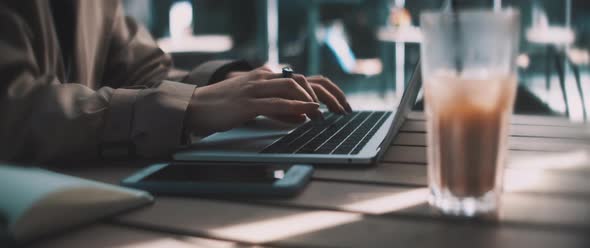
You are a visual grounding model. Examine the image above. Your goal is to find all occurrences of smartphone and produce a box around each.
[121,162,313,197]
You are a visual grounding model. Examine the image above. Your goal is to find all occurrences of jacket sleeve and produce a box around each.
[98,2,253,155]
[0,7,195,163]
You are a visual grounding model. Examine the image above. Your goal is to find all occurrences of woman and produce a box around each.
[0,0,351,162]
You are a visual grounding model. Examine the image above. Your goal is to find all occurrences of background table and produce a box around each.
[34,112,590,248]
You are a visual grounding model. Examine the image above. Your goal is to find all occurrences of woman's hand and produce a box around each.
[306,75,352,114]
[185,67,325,137]
[227,67,352,115]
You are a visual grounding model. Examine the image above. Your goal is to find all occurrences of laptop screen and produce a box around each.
[398,62,423,116]
[375,62,423,160]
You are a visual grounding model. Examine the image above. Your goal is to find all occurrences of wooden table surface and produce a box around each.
[34,112,590,248]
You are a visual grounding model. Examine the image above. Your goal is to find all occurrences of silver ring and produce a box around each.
[282,67,294,78]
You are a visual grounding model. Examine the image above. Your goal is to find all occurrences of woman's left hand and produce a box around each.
[226,67,352,120]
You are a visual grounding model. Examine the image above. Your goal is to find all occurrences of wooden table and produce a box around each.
[34,112,590,248]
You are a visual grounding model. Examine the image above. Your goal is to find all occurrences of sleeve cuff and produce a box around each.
[183,59,253,87]
[101,89,139,158]
[101,81,196,159]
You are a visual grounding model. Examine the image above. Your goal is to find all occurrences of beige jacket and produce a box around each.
[0,0,249,162]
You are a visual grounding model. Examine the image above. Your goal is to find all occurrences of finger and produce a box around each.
[311,84,347,114]
[292,74,320,103]
[308,76,352,113]
[251,78,314,102]
[257,65,274,72]
[227,71,248,79]
[229,66,273,79]
[252,98,322,120]
[269,114,307,124]
[246,70,283,81]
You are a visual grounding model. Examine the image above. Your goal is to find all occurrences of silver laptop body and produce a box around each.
[174,65,422,165]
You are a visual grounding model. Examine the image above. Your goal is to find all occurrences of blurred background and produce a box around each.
[123,0,589,122]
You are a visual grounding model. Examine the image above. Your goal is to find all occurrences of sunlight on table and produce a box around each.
[208,188,428,243]
[209,211,361,243]
[119,238,236,248]
[208,151,590,244]
[340,188,428,214]
[505,150,590,192]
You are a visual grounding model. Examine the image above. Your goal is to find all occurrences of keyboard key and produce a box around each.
[295,113,361,154]
[313,112,371,154]
[333,112,385,154]
[262,113,348,153]
[351,112,391,154]
[262,111,392,155]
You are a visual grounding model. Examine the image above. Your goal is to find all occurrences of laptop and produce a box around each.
[174,64,422,165]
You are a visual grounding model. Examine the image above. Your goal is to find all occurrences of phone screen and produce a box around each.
[142,163,288,184]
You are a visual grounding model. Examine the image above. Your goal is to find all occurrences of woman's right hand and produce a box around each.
[185,67,323,137]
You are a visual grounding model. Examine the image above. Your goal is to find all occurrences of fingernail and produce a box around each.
[345,103,353,113]
[339,106,347,115]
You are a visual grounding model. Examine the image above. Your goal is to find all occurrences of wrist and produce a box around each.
[182,87,199,138]
[184,87,215,138]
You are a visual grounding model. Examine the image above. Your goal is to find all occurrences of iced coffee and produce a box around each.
[425,72,517,211]
[420,10,520,216]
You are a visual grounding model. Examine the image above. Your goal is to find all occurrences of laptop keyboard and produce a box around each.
[261,111,392,155]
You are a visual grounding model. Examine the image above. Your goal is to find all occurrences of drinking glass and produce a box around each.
[420,9,520,216]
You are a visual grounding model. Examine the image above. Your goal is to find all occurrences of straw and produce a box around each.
[450,0,464,73]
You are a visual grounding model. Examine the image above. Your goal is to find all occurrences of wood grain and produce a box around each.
[393,132,590,151]
[113,197,589,248]
[31,224,245,248]
[401,120,590,140]
[47,118,590,248]
[406,112,582,127]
